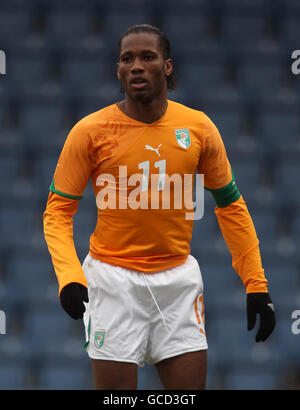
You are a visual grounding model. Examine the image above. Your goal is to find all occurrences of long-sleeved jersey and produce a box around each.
[43,100,268,295]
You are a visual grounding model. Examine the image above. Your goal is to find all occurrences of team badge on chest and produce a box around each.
[175,128,191,149]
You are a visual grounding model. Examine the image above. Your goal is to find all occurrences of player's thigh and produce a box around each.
[155,350,207,390]
[91,359,138,390]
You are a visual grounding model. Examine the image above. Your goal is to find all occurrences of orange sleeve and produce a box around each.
[215,195,268,293]
[51,118,93,199]
[43,192,87,296]
[197,113,232,190]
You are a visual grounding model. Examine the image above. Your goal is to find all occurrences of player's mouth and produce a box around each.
[130,77,148,89]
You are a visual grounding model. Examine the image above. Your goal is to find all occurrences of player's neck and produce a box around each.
[118,97,168,124]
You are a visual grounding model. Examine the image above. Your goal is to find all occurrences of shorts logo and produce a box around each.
[94,330,105,349]
[175,128,191,149]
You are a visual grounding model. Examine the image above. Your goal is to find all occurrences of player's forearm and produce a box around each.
[215,195,268,293]
[43,192,87,296]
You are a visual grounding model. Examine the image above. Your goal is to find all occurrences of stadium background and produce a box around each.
[0,0,299,390]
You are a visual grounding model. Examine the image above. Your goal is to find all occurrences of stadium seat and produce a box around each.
[19,104,65,141]
[162,14,211,50]
[221,0,270,14]
[5,255,55,304]
[0,364,27,390]
[0,156,19,191]
[251,211,277,239]
[209,111,242,140]
[229,159,261,193]
[207,314,255,364]
[45,11,93,43]
[8,56,48,93]
[221,15,267,51]
[237,62,282,99]
[265,260,300,308]
[101,13,153,47]
[73,210,97,249]
[39,365,91,390]
[22,308,74,356]
[34,155,58,189]
[178,62,226,94]
[277,161,300,200]
[0,205,37,248]
[275,314,300,364]
[280,17,300,49]
[137,364,163,390]
[60,57,109,95]
[257,111,299,148]
[0,11,32,42]
[225,367,279,389]
[105,0,154,15]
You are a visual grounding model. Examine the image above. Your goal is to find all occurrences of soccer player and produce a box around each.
[43,24,276,390]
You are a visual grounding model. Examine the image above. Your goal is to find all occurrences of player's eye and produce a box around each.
[144,54,154,61]
[121,55,132,63]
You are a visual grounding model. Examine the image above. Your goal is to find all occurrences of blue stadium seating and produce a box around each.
[138,364,163,390]
[238,61,283,99]
[22,307,74,357]
[5,254,55,305]
[280,17,300,49]
[0,11,32,42]
[60,57,109,95]
[45,11,93,46]
[101,13,153,47]
[221,15,267,52]
[225,367,279,390]
[39,365,91,389]
[19,104,66,142]
[0,364,27,390]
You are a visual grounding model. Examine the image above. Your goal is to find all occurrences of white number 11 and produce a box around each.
[138,159,166,191]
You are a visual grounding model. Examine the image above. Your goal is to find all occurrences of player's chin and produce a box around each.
[128,88,153,103]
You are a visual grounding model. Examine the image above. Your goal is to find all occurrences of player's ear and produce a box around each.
[117,62,121,80]
[164,58,173,78]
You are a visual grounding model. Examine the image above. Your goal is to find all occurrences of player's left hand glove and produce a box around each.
[247,292,275,342]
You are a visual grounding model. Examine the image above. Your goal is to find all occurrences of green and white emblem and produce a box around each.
[175,128,191,149]
[94,330,105,349]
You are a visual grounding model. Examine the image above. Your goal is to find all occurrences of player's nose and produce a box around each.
[130,57,144,72]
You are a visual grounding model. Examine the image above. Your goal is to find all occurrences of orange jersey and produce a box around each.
[44,99,268,295]
[49,100,232,272]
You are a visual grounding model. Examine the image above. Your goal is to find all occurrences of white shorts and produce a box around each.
[82,254,207,367]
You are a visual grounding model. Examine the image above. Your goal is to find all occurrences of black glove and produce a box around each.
[60,282,89,320]
[247,292,275,342]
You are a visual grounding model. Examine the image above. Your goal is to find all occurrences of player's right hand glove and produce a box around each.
[60,282,89,320]
[247,292,275,342]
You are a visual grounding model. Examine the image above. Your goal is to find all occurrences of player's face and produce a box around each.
[117,32,172,103]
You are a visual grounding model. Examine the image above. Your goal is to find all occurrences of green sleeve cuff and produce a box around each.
[49,179,83,200]
[205,172,241,207]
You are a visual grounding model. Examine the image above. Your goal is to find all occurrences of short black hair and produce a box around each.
[118,24,176,90]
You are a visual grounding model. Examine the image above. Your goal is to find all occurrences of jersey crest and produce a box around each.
[175,128,191,149]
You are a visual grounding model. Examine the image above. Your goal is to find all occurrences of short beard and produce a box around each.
[120,68,167,104]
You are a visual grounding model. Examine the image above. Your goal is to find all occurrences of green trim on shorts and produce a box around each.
[49,179,83,200]
[83,315,91,351]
